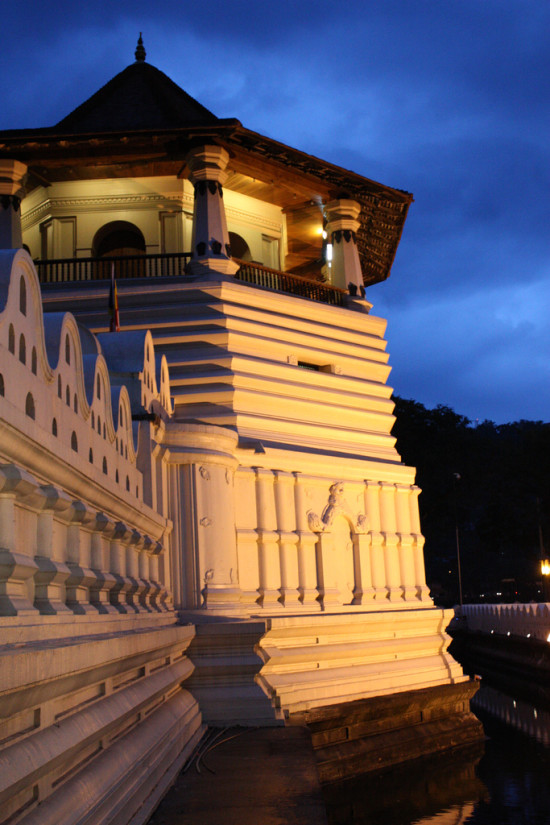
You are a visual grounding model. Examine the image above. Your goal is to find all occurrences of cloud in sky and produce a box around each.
[1,0,548,423]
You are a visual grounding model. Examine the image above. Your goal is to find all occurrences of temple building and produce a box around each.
[0,38,482,825]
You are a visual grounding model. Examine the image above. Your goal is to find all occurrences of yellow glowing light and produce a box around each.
[541,559,550,576]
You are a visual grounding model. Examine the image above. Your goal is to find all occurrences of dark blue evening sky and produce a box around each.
[1,1,548,424]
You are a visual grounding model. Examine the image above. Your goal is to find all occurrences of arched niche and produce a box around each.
[228,232,252,262]
[92,221,146,258]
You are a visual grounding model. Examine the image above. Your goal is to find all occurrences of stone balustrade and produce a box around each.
[458,602,550,643]
[0,462,171,621]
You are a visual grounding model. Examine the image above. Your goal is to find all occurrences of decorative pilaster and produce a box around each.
[0,161,26,249]
[186,145,239,278]
[324,199,364,294]
[274,471,301,607]
[378,482,403,602]
[293,474,320,608]
[395,484,418,601]
[409,485,431,601]
[364,480,387,601]
[255,469,281,607]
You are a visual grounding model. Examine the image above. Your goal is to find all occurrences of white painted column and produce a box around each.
[395,484,417,601]
[410,485,431,601]
[378,482,403,601]
[274,471,301,608]
[186,145,239,278]
[162,423,241,611]
[0,160,26,249]
[324,199,364,294]
[255,468,281,607]
[294,474,320,609]
[365,480,387,601]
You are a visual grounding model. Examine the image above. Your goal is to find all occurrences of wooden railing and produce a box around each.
[36,252,191,283]
[234,260,346,306]
[36,253,347,306]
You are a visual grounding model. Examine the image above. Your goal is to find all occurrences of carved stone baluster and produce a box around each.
[109,522,132,613]
[65,501,97,614]
[31,485,72,615]
[136,534,153,612]
[0,464,38,616]
[89,514,118,614]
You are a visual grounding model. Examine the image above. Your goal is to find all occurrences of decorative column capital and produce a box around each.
[0,160,27,198]
[324,198,362,236]
[186,145,230,186]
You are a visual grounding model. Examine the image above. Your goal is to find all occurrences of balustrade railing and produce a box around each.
[36,252,191,283]
[234,259,346,306]
[36,252,347,306]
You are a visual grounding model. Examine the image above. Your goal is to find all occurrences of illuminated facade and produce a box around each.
[0,38,482,824]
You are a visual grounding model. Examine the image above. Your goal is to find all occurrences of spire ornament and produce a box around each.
[135,33,146,63]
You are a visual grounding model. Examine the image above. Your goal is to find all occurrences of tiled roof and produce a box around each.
[55,61,218,133]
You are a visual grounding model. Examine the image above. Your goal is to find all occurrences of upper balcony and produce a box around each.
[35,252,347,307]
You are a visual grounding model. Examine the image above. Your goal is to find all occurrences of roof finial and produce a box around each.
[135,33,146,63]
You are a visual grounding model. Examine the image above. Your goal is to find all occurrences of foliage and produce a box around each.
[392,397,550,606]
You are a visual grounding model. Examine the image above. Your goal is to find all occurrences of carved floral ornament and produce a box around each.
[307,482,369,534]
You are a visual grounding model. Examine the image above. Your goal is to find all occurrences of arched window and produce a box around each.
[71,431,78,452]
[103,423,106,439]
[116,470,119,483]
[8,324,15,354]
[96,375,101,399]
[73,394,78,413]
[120,407,124,427]
[19,277,27,316]
[65,334,70,365]
[0,374,4,397]
[18,334,26,365]
[52,418,58,437]
[31,347,37,375]
[25,392,35,419]
[126,476,130,491]
[89,448,93,463]
[57,374,62,398]
[102,457,107,475]
[91,411,95,428]
[66,386,70,406]
[97,415,101,433]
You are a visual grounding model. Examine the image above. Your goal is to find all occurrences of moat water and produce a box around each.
[323,683,550,825]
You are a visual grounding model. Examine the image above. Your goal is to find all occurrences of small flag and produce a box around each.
[109,264,120,332]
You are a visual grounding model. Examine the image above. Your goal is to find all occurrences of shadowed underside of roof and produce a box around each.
[55,61,219,133]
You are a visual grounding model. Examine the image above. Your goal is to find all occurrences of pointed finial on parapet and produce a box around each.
[135,33,146,63]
